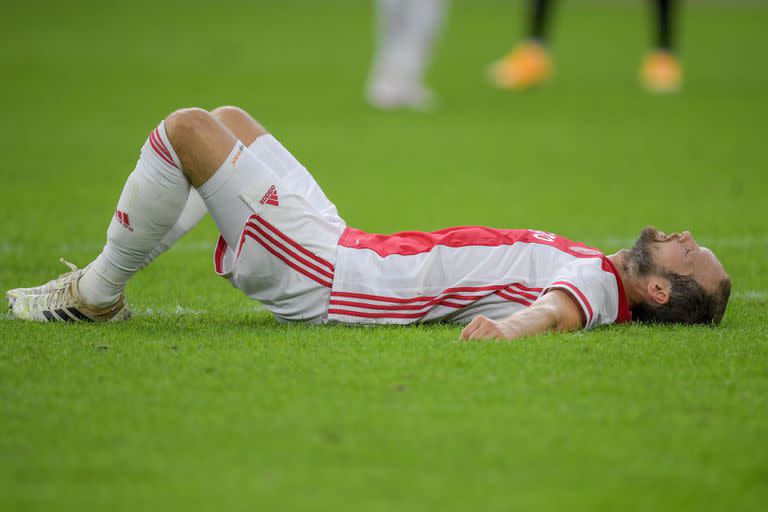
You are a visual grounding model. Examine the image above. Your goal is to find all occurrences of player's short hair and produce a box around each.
[632,274,731,325]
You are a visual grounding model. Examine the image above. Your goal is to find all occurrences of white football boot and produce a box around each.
[6,258,88,303]
[8,263,130,322]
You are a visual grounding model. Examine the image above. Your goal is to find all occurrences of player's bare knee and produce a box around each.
[210,105,246,122]
[165,108,214,149]
[210,105,267,146]
[164,108,240,187]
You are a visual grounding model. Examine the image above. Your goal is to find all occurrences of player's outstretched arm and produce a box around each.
[460,289,585,341]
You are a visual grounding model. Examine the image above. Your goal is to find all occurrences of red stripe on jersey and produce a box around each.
[442,284,514,294]
[503,285,538,301]
[329,291,534,319]
[601,257,632,323]
[327,308,431,320]
[338,226,605,260]
[506,282,543,293]
[244,223,334,280]
[329,281,540,316]
[329,298,468,312]
[495,290,533,307]
[244,230,332,288]
[255,216,334,272]
[330,282,536,304]
[339,226,533,257]
[330,290,483,304]
[551,281,594,324]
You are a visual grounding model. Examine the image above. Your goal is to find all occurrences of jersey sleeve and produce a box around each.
[543,258,622,329]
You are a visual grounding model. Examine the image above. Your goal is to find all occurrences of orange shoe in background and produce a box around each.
[489,41,553,90]
[641,50,682,93]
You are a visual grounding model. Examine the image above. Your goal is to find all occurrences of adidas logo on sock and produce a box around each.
[259,185,279,207]
[115,210,134,231]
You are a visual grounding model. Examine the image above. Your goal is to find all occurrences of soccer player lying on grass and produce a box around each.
[5,107,731,340]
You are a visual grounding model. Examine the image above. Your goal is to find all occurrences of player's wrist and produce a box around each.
[498,318,523,340]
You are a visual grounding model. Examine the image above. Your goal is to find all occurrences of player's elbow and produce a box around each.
[537,290,586,332]
[554,310,579,331]
[540,303,564,330]
[526,301,561,332]
[530,302,579,333]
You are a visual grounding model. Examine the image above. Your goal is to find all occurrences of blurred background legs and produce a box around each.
[366,0,448,110]
[490,0,682,93]
[489,0,555,90]
[642,0,683,93]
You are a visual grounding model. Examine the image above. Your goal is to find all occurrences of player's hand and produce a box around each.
[460,315,518,341]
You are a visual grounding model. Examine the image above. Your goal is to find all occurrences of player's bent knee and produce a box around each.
[210,106,267,146]
[210,105,247,121]
[210,105,261,130]
[165,108,214,146]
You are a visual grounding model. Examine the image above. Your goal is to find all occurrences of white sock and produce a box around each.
[141,188,207,267]
[78,122,190,307]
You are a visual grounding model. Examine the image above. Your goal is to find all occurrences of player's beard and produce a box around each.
[626,226,662,278]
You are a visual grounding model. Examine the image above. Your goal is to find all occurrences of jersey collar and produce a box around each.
[601,256,632,323]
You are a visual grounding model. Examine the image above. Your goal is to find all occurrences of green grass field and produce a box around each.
[1,1,767,510]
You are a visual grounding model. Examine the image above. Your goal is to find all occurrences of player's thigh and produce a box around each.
[210,106,267,147]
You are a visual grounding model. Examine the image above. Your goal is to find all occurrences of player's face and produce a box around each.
[638,227,727,293]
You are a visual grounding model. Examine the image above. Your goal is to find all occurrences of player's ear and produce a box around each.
[646,276,671,305]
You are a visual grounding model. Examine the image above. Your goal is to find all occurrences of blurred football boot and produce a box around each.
[489,41,553,90]
[641,50,682,93]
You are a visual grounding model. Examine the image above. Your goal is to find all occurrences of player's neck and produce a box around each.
[607,250,647,307]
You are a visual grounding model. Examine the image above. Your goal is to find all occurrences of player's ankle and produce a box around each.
[77,269,122,309]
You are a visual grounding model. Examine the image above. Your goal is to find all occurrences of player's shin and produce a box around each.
[142,188,207,267]
[78,122,191,307]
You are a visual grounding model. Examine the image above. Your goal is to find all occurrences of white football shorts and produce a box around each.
[200,134,346,323]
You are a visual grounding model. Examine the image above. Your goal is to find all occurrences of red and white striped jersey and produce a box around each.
[327,226,632,328]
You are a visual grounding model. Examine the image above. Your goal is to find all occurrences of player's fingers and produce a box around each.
[463,317,497,341]
[471,320,504,341]
[460,316,485,340]
[469,325,494,340]
[460,321,479,340]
